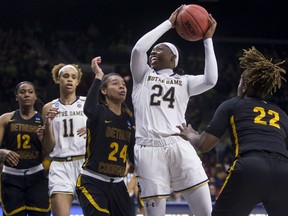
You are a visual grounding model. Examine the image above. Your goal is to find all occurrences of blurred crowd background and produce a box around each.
[1,0,288,202]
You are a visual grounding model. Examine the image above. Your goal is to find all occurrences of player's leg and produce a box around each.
[48,160,81,216]
[263,154,288,216]
[181,184,212,216]
[134,141,171,216]
[170,138,211,215]
[212,156,266,216]
[25,170,50,216]
[137,195,145,215]
[76,190,109,216]
[51,193,73,216]
[1,173,26,216]
[110,181,135,216]
[143,198,166,216]
[76,174,110,216]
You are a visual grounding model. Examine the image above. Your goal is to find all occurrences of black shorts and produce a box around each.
[212,151,288,216]
[76,174,134,216]
[1,170,50,215]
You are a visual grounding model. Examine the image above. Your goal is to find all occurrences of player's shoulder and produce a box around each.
[228,96,242,103]
[78,96,87,101]
[217,96,242,112]
[0,111,16,126]
[0,111,15,120]
[221,96,241,105]
[43,101,54,108]
[42,100,55,112]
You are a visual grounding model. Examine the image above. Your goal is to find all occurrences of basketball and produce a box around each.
[175,4,210,41]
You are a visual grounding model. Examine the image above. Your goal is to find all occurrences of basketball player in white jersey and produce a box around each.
[42,64,87,216]
[130,5,218,216]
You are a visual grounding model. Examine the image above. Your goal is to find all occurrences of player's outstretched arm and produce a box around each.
[175,123,219,152]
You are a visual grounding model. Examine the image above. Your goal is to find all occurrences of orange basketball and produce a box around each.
[175,4,210,41]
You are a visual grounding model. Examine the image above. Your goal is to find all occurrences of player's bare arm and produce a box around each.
[175,123,219,152]
[42,102,58,154]
[0,112,20,166]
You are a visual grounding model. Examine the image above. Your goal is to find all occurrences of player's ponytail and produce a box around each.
[239,46,286,96]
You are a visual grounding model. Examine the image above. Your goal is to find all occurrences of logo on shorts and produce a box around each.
[146,202,155,208]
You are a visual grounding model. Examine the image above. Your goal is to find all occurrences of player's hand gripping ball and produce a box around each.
[175,4,209,41]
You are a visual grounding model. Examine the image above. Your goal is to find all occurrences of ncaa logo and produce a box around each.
[54,102,59,109]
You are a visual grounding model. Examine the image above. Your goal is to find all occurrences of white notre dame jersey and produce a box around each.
[49,96,87,157]
[132,69,193,139]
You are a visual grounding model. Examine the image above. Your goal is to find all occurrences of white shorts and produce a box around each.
[49,159,84,197]
[134,136,208,199]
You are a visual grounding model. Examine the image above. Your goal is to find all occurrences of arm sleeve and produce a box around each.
[84,78,102,119]
[130,20,172,84]
[187,38,218,96]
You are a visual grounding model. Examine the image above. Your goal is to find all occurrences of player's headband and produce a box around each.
[162,42,179,68]
[58,64,78,76]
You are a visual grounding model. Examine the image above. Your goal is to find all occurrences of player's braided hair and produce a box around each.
[239,46,286,96]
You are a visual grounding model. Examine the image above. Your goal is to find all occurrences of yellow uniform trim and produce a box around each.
[76,174,109,214]
[82,128,91,167]
[140,180,209,201]
[52,155,85,162]
[217,116,240,197]
[3,204,51,216]
[218,159,238,196]
[230,115,239,157]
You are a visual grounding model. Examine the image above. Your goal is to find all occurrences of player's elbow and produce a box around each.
[197,132,218,153]
[204,82,216,90]
[206,75,218,87]
[198,144,214,153]
[131,43,145,56]
[204,67,218,87]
